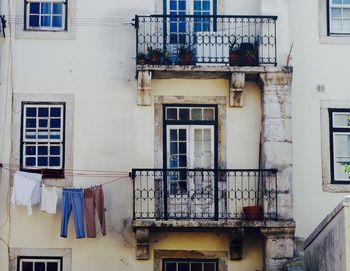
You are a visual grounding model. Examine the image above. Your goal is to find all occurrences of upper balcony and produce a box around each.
[135,14,278,78]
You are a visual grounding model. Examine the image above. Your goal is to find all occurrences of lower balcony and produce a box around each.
[131,168,280,224]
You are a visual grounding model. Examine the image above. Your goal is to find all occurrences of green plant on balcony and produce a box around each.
[147,47,163,65]
[177,44,195,65]
[136,52,147,65]
[163,51,173,65]
[229,38,240,66]
[344,164,350,178]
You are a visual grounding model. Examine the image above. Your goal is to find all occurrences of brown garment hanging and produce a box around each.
[84,185,106,238]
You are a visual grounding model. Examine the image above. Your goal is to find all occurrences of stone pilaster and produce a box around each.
[229,72,245,107]
[135,227,150,260]
[260,71,293,220]
[137,71,152,106]
[261,227,295,271]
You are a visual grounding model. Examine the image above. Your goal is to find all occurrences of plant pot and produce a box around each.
[179,53,193,65]
[149,55,161,65]
[229,52,240,66]
[240,53,257,66]
[137,59,146,65]
[243,206,263,220]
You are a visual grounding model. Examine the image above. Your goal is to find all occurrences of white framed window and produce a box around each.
[163,259,217,271]
[329,109,350,183]
[18,257,62,271]
[329,0,350,34]
[25,0,66,31]
[21,103,65,178]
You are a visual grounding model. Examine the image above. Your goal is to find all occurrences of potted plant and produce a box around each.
[147,47,163,65]
[229,39,240,66]
[243,174,263,220]
[239,42,258,66]
[344,164,350,178]
[136,52,147,65]
[177,44,195,65]
[163,51,173,65]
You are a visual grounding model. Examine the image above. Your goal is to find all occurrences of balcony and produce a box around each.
[135,15,278,67]
[131,168,280,224]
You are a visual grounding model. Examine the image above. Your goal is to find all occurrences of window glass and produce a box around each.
[329,0,350,33]
[333,133,350,180]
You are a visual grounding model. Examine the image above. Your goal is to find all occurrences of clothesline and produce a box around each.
[0,163,130,177]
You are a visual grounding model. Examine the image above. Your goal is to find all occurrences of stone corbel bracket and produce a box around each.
[229,72,245,107]
[136,228,150,260]
[137,71,152,106]
[229,228,244,260]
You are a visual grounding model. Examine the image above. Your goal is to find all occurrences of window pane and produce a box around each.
[41,3,51,14]
[331,8,342,17]
[30,3,40,13]
[203,1,210,11]
[170,129,178,141]
[192,262,202,271]
[26,118,37,128]
[29,15,40,27]
[179,142,186,154]
[344,0,350,4]
[165,262,176,271]
[38,146,48,155]
[331,18,342,32]
[334,133,350,180]
[22,261,34,271]
[26,146,36,155]
[179,155,187,167]
[167,108,177,120]
[39,119,48,128]
[38,156,48,166]
[26,157,36,166]
[41,16,51,27]
[332,0,342,4]
[344,8,350,17]
[204,263,216,271]
[50,146,60,155]
[191,108,202,120]
[50,119,61,128]
[26,107,37,117]
[49,157,61,167]
[179,108,190,120]
[50,107,61,117]
[53,3,62,14]
[179,129,186,140]
[203,108,214,120]
[170,142,178,154]
[178,0,186,11]
[47,262,58,271]
[178,262,190,271]
[35,262,45,271]
[194,1,201,11]
[38,108,49,117]
[343,19,350,31]
[52,16,63,27]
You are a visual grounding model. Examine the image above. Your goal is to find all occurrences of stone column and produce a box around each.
[137,71,152,106]
[261,227,295,271]
[260,70,293,220]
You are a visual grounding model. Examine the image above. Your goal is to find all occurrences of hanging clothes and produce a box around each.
[84,185,106,238]
[40,184,58,214]
[10,171,42,215]
[60,188,86,239]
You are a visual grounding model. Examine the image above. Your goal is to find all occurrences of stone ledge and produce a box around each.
[133,219,295,230]
[136,64,293,79]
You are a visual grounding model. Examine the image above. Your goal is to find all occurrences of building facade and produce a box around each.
[4,0,347,270]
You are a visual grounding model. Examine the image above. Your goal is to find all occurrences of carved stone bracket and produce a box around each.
[229,72,245,107]
[229,228,244,260]
[137,71,152,106]
[135,227,150,260]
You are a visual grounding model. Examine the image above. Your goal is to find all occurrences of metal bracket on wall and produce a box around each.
[229,73,245,107]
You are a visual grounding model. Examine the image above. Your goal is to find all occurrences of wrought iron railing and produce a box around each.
[135,15,278,66]
[131,169,278,220]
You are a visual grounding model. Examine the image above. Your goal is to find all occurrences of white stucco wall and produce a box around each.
[0,0,292,270]
[290,0,350,238]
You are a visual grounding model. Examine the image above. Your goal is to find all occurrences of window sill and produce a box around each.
[319,35,350,44]
[15,26,75,39]
[323,183,350,193]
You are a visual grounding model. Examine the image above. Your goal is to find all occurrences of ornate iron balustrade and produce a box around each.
[131,169,278,220]
[135,15,278,66]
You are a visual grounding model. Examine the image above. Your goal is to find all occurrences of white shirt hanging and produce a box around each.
[11,171,42,215]
[41,184,58,214]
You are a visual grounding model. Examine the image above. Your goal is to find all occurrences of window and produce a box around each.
[21,102,65,178]
[163,259,217,271]
[329,109,350,183]
[164,105,217,194]
[17,257,62,271]
[25,0,67,30]
[328,0,350,34]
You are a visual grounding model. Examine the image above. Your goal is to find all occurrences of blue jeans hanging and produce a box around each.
[60,188,86,239]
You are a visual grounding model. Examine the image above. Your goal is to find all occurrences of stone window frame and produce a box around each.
[154,250,227,271]
[321,100,350,192]
[319,0,350,44]
[9,248,72,271]
[154,96,226,169]
[15,0,76,39]
[11,93,74,187]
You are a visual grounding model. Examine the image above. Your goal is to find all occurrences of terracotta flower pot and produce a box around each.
[149,54,161,65]
[243,206,263,220]
[229,52,240,66]
[179,53,193,65]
